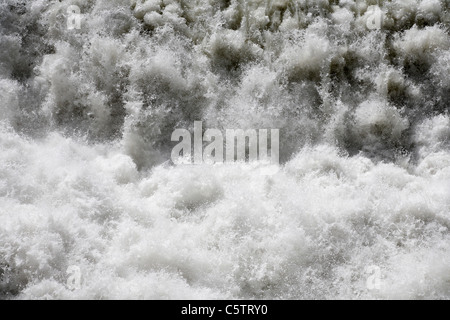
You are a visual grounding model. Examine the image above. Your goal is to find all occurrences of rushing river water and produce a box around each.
[0,0,449,299]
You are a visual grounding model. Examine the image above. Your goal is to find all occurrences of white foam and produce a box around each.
[0,0,449,299]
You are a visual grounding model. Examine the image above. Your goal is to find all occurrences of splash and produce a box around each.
[0,0,449,299]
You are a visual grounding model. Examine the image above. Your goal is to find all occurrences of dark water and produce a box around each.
[0,0,449,299]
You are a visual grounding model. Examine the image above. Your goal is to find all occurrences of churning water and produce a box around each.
[0,0,449,299]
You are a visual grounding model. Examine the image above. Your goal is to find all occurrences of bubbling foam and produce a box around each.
[0,0,449,299]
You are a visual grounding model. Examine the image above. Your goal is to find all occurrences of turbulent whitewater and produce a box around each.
[0,0,449,299]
